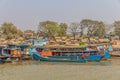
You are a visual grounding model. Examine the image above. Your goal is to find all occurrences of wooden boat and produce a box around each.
[0,44,32,63]
[30,46,110,62]
[0,44,25,62]
[5,44,31,58]
[19,44,32,60]
[97,45,111,59]
[3,44,22,57]
[0,58,5,64]
[32,53,86,63]
[19,44,30,55]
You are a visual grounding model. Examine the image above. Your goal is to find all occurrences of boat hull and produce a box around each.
[32,53,103,62]
[0,58,5,64]
[84,55,103,61]
[32,53,86,63]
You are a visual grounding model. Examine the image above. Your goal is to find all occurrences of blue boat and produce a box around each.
[97,45,112,59]
[30,46,110,62]
[32,53,87,63]
[3,44,21,57]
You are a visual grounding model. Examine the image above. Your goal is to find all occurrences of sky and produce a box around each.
[0,0,120,31]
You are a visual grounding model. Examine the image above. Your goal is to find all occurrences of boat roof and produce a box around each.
[32,45,92,48]
[4,47,21,50]
[0,44,7,47]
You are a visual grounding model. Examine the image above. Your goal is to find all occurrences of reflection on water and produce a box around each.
[7,60,111,66]
[0,57,119,66]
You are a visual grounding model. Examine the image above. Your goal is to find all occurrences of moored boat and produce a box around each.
[32,53,87,63]
[30,46,110,62]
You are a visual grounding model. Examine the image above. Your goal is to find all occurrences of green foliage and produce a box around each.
[80,19,106,44]
[93,22,106,37]
[59,23,68,36]
[38,21,60,40]
[24,30,35,33]
[113,21,120,39]
[79,42,87,47]
[114,21,120,36]
[0,22,23,39]
[17,29,23,37]
[80,19,105,37]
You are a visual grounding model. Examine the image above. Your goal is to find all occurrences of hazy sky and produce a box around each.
[0,0,120,31]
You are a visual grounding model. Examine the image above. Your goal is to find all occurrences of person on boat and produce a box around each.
[99,48,104,55]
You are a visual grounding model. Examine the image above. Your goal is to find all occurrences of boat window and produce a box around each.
[44,48,50,51]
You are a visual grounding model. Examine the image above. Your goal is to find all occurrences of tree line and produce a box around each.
[0,22,35,39]
[0,19,120,42]
[38,19,120,42]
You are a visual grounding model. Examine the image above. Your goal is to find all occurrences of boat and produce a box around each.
[0,58,5,64]
[19,44,32,60]
[0,44,32,63]
[30,46,110,62]
[32,53,87,63]
[3,44,22,57]
[97,45,112,59]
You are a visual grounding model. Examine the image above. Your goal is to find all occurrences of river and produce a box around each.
[0,57,120,80]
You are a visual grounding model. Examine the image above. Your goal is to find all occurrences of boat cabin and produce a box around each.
[3,44,22,57]
[31,39,47,46]
[39,46,99,57]
[0,45,7,56]
[19,44,29,55]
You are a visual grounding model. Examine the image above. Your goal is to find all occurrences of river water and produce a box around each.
[0,57,120,80]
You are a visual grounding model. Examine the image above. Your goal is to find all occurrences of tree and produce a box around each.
[80,19,106,44]
[80,19,94,44]
[105,24,114,42]
[1,22,21,39]
[114,21,120,39]
[38,21,60,40]
[105,24,114,34]
[79,21,88,41]
[68,22,80,40]
[93,22,106,37]
[79,24,85,37]
[59,23,68,37]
